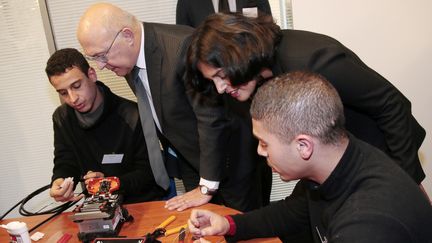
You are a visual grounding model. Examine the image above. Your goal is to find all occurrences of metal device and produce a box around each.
[70,177,132,243]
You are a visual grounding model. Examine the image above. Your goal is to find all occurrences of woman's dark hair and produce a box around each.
[45,48,90,79]
[185,13,282,93]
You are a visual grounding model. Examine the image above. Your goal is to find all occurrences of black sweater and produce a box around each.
[229,135,432,243]
[51,81,165,203]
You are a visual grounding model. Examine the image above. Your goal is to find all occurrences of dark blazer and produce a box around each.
[272,29,426,184]
[176,0,272,27]
[126,22,229,182]
[126,22,264,211]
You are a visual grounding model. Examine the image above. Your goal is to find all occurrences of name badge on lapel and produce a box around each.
[242,7,258,18]
[102,154,124,164]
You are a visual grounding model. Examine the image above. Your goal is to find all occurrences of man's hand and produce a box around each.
[49,178,83,202]
[165,187,212,211]
[188,209,230,239]
[83,170,104,185]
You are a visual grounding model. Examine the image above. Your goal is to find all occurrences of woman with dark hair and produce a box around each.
[185,13,427,196]
[186,13,279,98]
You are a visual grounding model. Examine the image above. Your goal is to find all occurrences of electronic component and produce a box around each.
[70,177,132,243]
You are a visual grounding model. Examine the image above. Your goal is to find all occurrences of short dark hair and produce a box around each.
[185,13,282,93]
[45,48,90,80]
[250,71,347,145]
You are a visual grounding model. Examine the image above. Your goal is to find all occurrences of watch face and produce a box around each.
[200,186,208,194]
[200,186,216,195]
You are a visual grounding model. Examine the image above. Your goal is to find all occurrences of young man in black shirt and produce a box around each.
[188,71,432,243]
[46,48,167,203]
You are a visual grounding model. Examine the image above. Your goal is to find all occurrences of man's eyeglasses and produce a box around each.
[85,29,123,63]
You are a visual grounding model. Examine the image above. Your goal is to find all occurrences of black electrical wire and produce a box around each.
[18,184,78,216]
[1,183,83,232]
[0,184,52,220]
[28,200,80,233]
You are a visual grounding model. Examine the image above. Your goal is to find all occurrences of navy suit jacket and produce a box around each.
[176,0,272,27]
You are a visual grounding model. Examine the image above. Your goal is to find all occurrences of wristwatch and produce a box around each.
[199,185,217,196]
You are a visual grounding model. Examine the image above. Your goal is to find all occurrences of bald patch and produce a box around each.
[77,3,132,55]
[77,3,119,38]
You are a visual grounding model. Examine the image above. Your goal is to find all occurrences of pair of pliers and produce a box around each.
[178,227,186,243]
[144,216,187,243]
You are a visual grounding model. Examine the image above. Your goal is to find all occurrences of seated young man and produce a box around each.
[188,71,432,243]
[46,48,168,203]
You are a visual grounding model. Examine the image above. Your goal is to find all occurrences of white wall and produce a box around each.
[0,0,59,218]
[291,0,432,196]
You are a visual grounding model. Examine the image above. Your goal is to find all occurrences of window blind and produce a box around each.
[0,0,59,218]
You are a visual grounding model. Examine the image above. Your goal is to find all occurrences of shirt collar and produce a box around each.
[136,24,146,70]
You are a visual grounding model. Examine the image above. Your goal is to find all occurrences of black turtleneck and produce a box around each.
[228,134,432,243]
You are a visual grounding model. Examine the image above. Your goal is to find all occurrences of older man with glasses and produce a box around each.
[46,48,167,204]
[76,3,267,212]
[83,29,122,65]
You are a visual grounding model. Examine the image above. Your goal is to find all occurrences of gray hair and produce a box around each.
[250,71,346,145]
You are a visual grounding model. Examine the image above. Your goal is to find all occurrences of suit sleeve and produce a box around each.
[179,37,231,182]
[190,91,230,181]
[306,45,425,183]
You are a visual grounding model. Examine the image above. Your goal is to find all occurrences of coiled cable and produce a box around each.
[0,184,82,232]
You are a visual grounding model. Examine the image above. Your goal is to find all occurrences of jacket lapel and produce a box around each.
[143,23,164,128]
